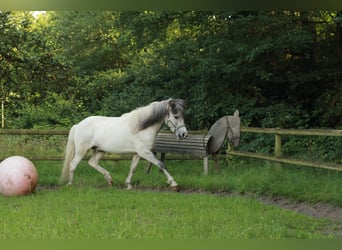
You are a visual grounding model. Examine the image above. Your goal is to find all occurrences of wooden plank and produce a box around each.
[229,151,342,172]
[153,144,207,151]
[154,141,208,147]
[0,129,68,135]
[153,142,206,147]
[153,148,206,156]
[242,127,342,137]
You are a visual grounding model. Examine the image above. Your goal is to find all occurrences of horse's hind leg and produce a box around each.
[88,151,113,185]
[68,149,88,185]
[68,156,83,185]
[125,154,140,190]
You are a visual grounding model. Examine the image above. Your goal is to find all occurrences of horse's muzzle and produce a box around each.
[176,128,188,139]
[232,138,240,147]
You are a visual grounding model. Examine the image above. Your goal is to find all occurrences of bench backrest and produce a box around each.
[152,132,212,156]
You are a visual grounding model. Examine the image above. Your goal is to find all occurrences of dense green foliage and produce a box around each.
[1,11,341,130]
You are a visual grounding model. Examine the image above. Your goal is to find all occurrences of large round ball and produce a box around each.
[0,156,38,196]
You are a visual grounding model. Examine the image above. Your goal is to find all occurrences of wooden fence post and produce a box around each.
[1,100,4,129]
[226,143,233,167]
[275,133,282,157]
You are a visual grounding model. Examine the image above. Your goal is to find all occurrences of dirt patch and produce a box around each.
[255,195,342,238]
[174,187,342,221]
[189,189,342,238]
[139,186,342,222]
[258,195,342,221]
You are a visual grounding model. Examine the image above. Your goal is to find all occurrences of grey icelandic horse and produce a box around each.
[60,98,188,190]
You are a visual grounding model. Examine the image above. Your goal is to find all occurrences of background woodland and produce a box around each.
[1,11,341,130]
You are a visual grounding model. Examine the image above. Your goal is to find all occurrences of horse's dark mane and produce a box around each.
[138,101,168,131]
[169,98,186,115]
[138,99,186,131]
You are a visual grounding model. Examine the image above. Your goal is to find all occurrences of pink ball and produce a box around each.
[0,156,38,196]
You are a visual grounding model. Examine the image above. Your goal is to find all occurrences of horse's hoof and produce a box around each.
[126,184,133,190]
[171,185,180,192]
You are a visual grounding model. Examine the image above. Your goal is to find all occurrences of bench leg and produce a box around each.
[160,153,165,162]
[146,162,153,174]
[203,156,209,175]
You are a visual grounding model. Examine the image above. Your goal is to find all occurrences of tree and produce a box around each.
[1,11,79,128]
[1,11,341,129]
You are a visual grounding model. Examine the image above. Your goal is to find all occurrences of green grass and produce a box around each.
[0,158,341,239]
[35,157,342,205]
[0,186,333,239]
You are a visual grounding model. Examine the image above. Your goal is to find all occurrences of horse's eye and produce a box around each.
[174,115,179,119]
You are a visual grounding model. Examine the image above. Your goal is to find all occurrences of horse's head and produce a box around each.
[165,99,188,139]
[227,110,241,147]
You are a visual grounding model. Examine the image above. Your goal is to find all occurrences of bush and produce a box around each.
[12,93,85,129]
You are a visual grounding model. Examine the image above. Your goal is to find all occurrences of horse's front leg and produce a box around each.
[138,150,178,190]
[125,154,140,190]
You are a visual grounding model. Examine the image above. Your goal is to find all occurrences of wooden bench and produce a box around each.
[147,132,213,174]
[147,113,240,174]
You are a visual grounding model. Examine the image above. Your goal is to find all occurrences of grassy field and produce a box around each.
[0,186,333,239]
[36,157,342,205]
[0,158,342,239]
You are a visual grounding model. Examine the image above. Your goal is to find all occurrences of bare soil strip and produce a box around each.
[258,195,342,221]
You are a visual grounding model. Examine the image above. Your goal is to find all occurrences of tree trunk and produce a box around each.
[336,11,342,64]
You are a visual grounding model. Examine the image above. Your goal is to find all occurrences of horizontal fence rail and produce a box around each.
[1,128,342,172]
[230,127,342,172]
[229,151,342,172]
[241,127,342,137]
[0,129,217,162]
[0,129,69,135]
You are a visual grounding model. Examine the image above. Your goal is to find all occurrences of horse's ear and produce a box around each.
[176,99,186,109]
[166,98,174,109]
[168,98,186,110]
[165,99,174,112]
[233,109,239,117]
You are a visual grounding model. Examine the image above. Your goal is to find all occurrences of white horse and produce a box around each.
[60,98,188,190]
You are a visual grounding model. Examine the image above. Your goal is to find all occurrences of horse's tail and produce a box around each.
[60,125,77,184]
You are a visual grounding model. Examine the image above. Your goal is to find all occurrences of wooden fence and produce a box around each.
[1,128,342,172]
[228,127,342,172]
[0,129,132,161]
